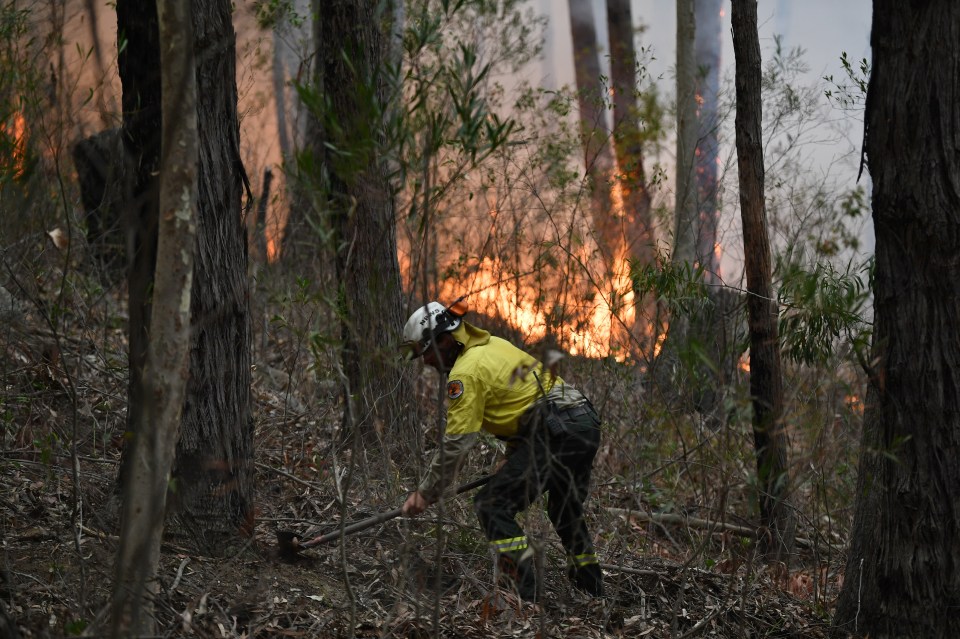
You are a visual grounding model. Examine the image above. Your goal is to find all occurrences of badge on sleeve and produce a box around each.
[447,380,464,399]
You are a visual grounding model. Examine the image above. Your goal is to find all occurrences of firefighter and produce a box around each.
[399,301,604,602]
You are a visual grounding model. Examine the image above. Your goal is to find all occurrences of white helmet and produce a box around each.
[401,302,462,360]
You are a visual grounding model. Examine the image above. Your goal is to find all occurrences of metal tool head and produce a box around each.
[275,530,305,559]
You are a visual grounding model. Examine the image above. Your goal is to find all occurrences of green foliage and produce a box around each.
[512,86,583,192]
[635,79,666,153]
[388,1,531,200]
[253,0,304,30]
[630,254,709,315]
[448,522,485,554]
[758,35,870,300]
[761,36,811,115]
[294,1,528,238]
[824,51,871,110]
[811,186,868,255]
[266,273,340,388]
[777,257,872,366]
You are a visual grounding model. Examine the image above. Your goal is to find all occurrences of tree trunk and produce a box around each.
[606,0,656,355]
[605,0,654,269]
[673,0,697,268]
[658,0,699,369]
[832,2,960,637]
[110,0,197,632]
[318,0,409,447]
[276,0,314,261]
[568,0,618,269]
[116,0,161,507]
[170,0,254,553]
[731,0,794,562]
[694,0,722,283]
[71,128,126,281]
[669,0,731,422]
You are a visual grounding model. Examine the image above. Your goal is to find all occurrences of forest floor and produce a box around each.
[1,293,846,638]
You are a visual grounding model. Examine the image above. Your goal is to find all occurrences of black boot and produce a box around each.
[498,553,537,602]
[567,563,604,597]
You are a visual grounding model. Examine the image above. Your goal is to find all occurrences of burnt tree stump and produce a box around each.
[72,129,128,282]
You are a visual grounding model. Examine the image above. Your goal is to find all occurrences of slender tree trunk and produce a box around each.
[731,0,794,562]
[685,0,731,423]
[694,0,722,283]
[832,2,960,637]
[318,0,409,447]
[116,0,162,502]
[568,0,618,269]
[673,0,697,268]
[660,0,699,366]
[606,0,656,355]
[606,0,654,268]
[110,0,197,632]
[276,0,313,261]
[171,0,254,552]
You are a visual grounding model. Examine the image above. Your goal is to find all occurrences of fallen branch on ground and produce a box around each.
[606,507,842,552]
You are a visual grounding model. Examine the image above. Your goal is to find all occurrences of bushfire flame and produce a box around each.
[420,172,645,360]
[266,236,279,262]
[433,247,638,360]
[3,112,27,178]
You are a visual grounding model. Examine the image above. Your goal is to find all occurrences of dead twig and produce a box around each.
[256,461,327,492]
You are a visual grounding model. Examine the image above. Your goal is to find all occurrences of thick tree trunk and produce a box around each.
[110,0,197,632]
[731,0,794,562]
[832,2,960,637]
[318,0,408,447]
[171,0,254,552]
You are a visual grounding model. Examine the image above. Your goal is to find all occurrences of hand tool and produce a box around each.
[276,475,491,556]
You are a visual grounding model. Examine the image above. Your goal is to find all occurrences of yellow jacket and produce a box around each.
[417,321,585,500]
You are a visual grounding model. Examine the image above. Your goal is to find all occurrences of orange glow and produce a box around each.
[610,176,625,219]
[435,250,637,360]
[266,236,279,262]
[845,395,863,414]
[401,159,655,361]
[653,331,667,359]
[3,112,27,178]
[739,352,750,373]
[421,206,642,360]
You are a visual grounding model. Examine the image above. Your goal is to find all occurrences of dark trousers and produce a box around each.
[474,404,601,595]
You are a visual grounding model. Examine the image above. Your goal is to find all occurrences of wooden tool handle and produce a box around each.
[300,475,492,549]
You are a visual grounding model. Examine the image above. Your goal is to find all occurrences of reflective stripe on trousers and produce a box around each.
[474,405,601,571]
[490,536,529,554]
[569,552,599,567]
